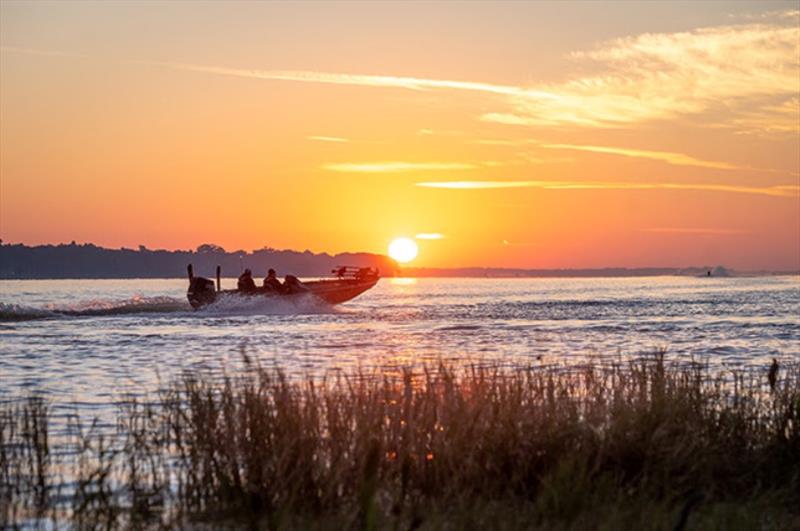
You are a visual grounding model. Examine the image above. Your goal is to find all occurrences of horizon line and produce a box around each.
[1,241,797,275]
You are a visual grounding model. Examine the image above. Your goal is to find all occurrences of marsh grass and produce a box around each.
[1,353,798,529]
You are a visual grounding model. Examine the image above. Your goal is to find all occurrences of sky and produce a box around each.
[1,0,798,270]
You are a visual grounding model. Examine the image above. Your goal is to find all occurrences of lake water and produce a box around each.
[1,276,798,420]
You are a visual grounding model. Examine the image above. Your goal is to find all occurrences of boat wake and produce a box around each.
[197,291,338,316]
[0,296,190,322]
[0,303,57,322]
[0,293,339,322]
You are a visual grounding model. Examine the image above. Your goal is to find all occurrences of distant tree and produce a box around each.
[196,243,226,253]
[138,244,149,252]
[0,242,394,279]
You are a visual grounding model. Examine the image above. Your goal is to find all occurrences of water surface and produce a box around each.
[1,276,798,418]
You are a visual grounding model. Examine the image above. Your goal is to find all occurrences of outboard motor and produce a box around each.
[187,264,218,309]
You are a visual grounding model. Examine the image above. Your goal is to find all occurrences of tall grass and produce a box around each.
[0,396,52,526]
[2,354,798,529]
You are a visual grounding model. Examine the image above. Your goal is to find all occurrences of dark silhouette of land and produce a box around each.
[1,241,788,279]
[402,265,738,278]
[0,242,398,279]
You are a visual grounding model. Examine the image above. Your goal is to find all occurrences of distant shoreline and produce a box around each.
[0,241,397,280]
[400,268,799,279]
[1,272,798,281]
[1,242,797,279]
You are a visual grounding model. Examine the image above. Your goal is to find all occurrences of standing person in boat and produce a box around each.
[263,268,284,293]
[237,268,257,292]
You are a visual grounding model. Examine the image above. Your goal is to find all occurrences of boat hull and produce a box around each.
[187,277,379,309]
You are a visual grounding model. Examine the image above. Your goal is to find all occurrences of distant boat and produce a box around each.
[186,264,379,309]
[697,266,732,278]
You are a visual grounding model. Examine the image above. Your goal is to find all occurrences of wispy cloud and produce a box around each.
[502,239,536,247]
[729,97,800,134]
[484,13,799,130]
[731,9,800,22]
[141,60,558,100]
[322,159,526,171]
[308,135,349,143]
[323,161,478,173]
[473,140,756,172]
[415,233,445,240]
[540,143,739,170]
[416,180,800,198]
[517,154,574,165]
[417,181,536,190]
[470,138,540,146]
[136,12,796,136]
[416,129,466,136]
[639,227,751,235]
[13,12,798,137]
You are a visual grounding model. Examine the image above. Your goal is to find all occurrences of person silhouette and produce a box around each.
[263,268,283,293]
[237,268,257,292]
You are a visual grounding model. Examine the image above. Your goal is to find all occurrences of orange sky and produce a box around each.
[1,1,798,270]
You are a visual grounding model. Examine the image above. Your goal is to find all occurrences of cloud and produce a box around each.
[731,9,800,22]
[322,161,478,172]
[470,138,540,146]
[416,129,465,136]
[417,181,536,189]
[322,159,533,172]
[142,60,557,99]
[15,12,797,137]
[474,140,769,172]
[308,136,349,143]
[729,97,800,134]
[415,233,445,240]
[416,180,800,198]
[639,227,751,235]
[484,13,799,130]
[502,239,536,247]
[540,143,739,170]
[138,12,797,135]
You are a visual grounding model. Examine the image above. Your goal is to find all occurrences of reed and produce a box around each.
[1,354,798,529]
[0,396,52,527]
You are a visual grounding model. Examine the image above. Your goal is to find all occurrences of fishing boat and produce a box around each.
[186,264,379,309]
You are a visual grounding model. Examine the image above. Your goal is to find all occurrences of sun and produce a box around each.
[388,237,418,263]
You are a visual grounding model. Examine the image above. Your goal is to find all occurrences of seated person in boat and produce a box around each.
[263,268,283,292]
[283,274,309,294]
[237,269,257,292]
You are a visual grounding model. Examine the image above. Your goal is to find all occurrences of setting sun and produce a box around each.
[388,237,419,264]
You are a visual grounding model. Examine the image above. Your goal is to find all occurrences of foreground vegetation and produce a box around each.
[2,354,798,530]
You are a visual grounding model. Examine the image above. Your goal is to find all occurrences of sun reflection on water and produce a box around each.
[390,277,418,286]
